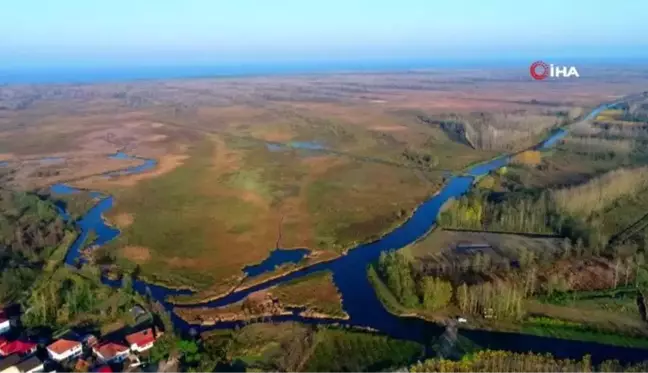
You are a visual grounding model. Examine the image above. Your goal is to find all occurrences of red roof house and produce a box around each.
[46,339,83,361]
[93,342,130,363]
[0,340,37,356]
[125,328,156,352]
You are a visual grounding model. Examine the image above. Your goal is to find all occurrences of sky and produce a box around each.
[2,0,648,69]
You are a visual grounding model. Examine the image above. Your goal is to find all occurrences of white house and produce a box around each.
[93,342,130,363]
[46,339,83,362]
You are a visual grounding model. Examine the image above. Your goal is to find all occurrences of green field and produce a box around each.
[272,271,347,318]
[103,132,442,292]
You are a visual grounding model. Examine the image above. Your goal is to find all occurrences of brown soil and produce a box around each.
[113,213,134,228]
[120,246,151,263]
[541,257,620,291]
[73,153,189,189]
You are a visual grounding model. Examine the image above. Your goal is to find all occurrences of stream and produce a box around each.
[51,101,648,364]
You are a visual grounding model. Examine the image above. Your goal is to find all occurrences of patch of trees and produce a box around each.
[401,148,439,168]
[552,167,648,218]
[456,280,524,319]
[378,236,648,320]
[0,189,68,258]
[438,190,557,235]
[378,250,526,319]
[408,350,648,372]
[418,111,560,151]
[22,268,137,329]
[0,189,72,303]
[377,252,453,312]
[304,328,423,372]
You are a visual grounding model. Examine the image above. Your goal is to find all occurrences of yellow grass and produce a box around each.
[552,167,648,217]
[512,151,542,166]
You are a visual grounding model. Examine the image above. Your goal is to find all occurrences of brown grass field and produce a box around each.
[2,67,647,292]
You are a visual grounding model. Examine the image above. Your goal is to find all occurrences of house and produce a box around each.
[125,329,156,352]
[0,354,21,373]
[15,356,44,373]
[0,311,11,335]
[0,340,37,357]
[46,339,83,362]
[93,342,129,363]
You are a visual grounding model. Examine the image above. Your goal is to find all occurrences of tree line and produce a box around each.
[377,252,524,318]
[408,350,648,372]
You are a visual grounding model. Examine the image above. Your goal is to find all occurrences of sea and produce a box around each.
[0,59,535,85]
[1,57,645,85]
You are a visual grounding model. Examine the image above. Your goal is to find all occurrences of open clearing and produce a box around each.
[105,133,435,290]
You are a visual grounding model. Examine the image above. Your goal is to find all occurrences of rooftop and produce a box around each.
[0,340,37,355]
[95,342,129,358]
[125,328,155,347]
[47,339,81,354]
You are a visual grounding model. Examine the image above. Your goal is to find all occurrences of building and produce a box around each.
[0,354,21,373]
[0,340,37,357]
[46,339,83,362]
[15,356,44,373]
[93,342,129,363]
[0,311,11,335]
[125,329,156,353]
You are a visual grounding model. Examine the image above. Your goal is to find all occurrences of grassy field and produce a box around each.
[303,328,424,372]
[103,133,436,291]
[404,229,563,261]
[272,271,347,318]
[202,322,423,372]
[520,316,648,349]
[175,271,346,323]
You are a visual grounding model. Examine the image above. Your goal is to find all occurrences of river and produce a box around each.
[51,100,648,364]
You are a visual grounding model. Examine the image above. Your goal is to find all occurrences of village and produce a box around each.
[0,305,162,373]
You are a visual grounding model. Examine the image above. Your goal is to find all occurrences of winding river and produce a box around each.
[51,100,648,364]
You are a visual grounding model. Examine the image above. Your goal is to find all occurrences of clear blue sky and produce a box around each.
[2,0,647,68]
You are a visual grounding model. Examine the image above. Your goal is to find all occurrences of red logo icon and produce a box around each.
[530,61,550,80]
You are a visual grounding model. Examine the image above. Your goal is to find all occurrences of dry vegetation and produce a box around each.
[1,68,647,291]
[175,271,346,324]
[552,167,648,217]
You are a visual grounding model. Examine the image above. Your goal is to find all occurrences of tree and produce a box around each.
[378,252,419,307]
[421,277,452,311]
[149,334,176,363]
[177,339,202,366]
